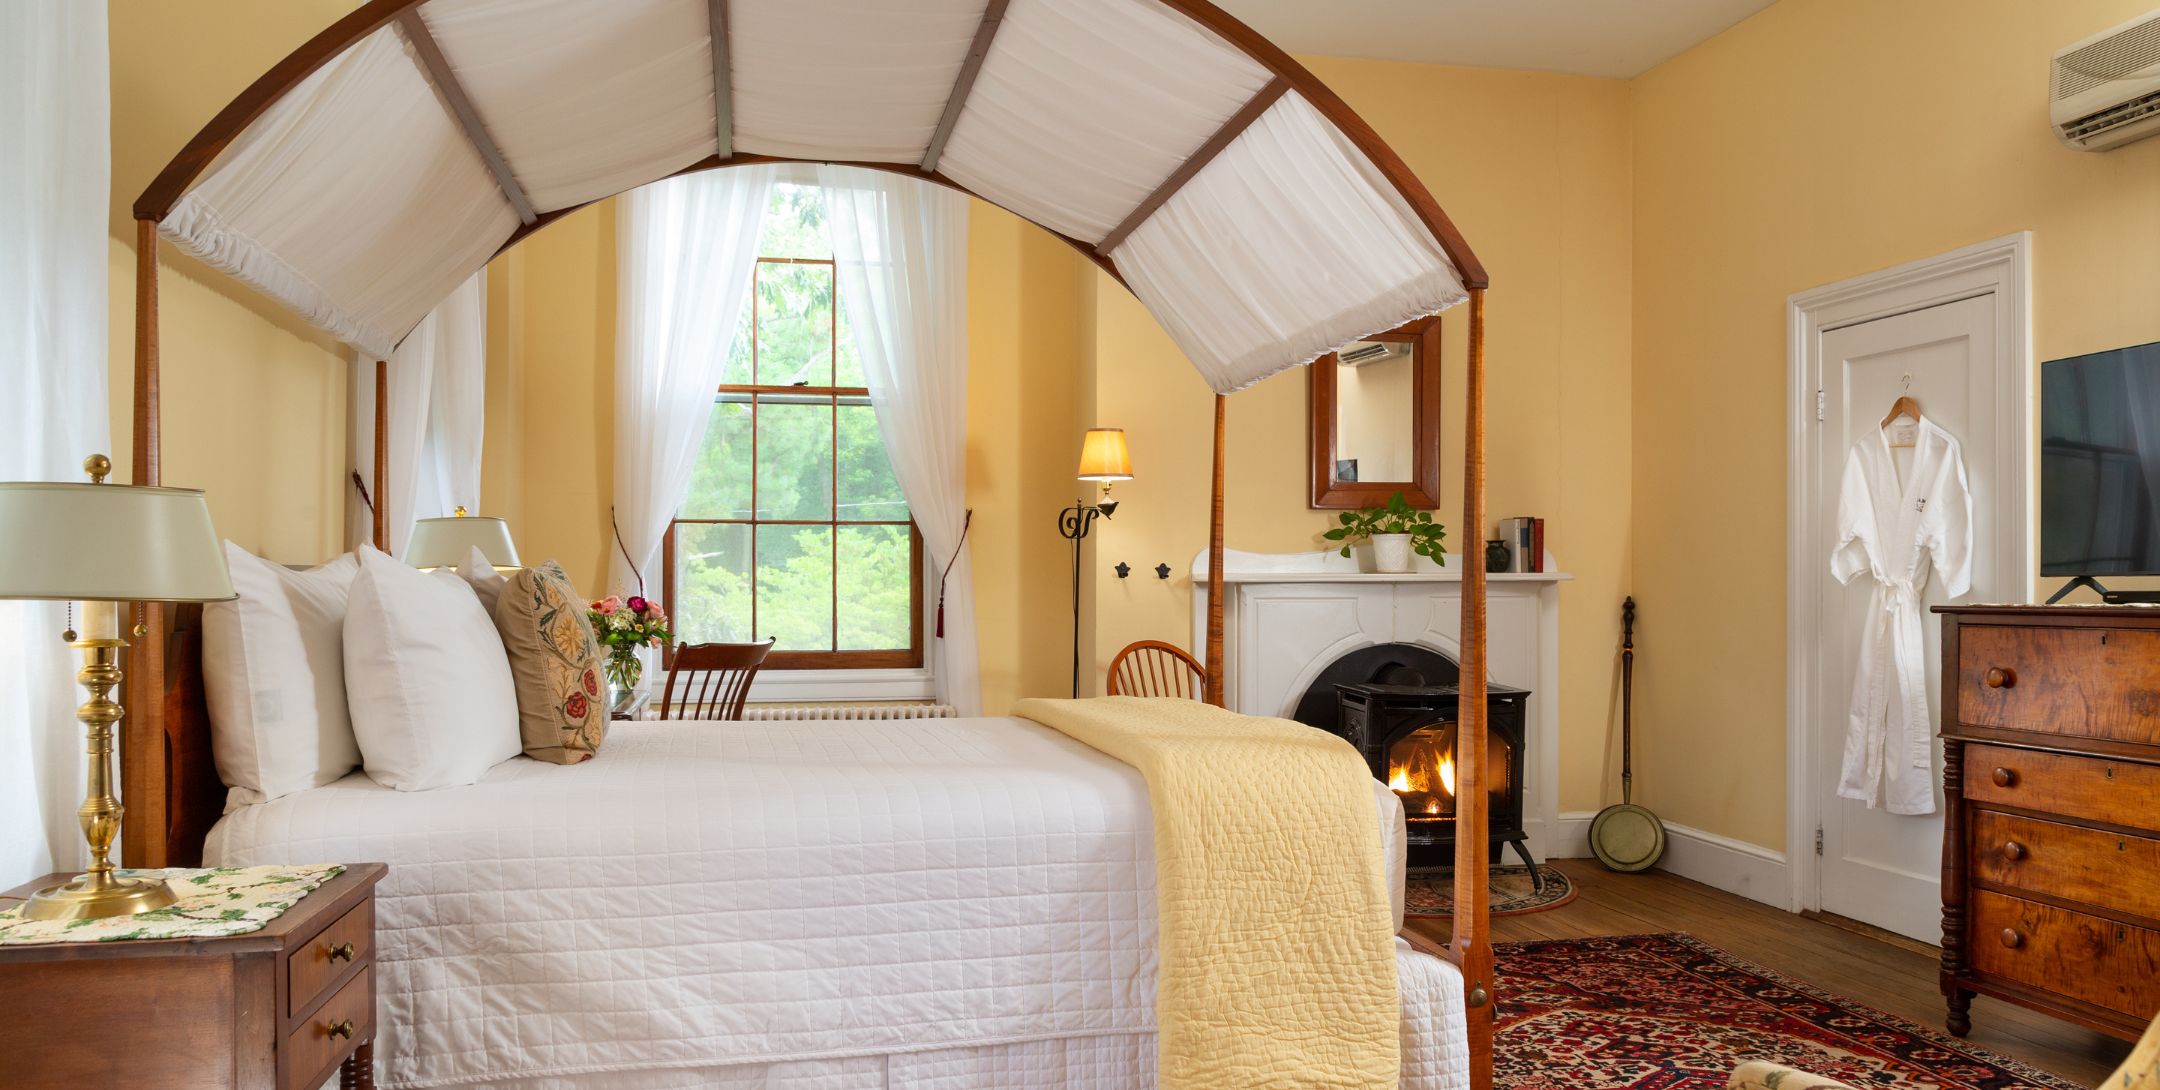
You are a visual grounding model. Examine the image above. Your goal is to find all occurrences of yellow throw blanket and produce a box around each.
[1014,696,1399,1089]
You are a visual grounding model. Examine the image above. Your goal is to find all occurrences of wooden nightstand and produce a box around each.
[0,862,387,1090]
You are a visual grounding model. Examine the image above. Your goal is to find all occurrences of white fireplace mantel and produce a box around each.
[1191,547,1569,860]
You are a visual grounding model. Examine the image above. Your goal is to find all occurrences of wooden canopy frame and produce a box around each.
[118,1,1497,1084]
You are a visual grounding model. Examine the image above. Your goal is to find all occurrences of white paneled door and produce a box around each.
[1809,293,2008,941]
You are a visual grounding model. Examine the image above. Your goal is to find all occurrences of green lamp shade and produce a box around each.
[406,510,520,571]
[0,480,235,602]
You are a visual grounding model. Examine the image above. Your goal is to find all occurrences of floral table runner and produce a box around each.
[0,864,344,945]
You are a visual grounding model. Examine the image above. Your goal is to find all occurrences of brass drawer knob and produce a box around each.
[1991,767,2017,788]
[326,1018,355,1040]
[2002,840,2027,861]
[1999,928,2024,949]
[1984,666,2016,688]
[327,940,356,963]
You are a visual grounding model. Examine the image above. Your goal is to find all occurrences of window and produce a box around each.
[665,184,922,669]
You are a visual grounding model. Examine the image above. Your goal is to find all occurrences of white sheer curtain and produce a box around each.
[817,166,979,714]
[611,166,779,596]
[1,0,110,885]
[346,271,487,556]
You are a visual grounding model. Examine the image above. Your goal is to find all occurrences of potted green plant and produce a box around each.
[1323,491,1447,574]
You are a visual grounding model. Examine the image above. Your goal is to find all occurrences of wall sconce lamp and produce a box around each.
[1060,428,1133,696]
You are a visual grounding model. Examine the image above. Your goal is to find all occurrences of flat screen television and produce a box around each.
[2041,340,2160,586]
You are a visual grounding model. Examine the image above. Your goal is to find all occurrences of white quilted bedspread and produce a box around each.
[207,717,1466,1090]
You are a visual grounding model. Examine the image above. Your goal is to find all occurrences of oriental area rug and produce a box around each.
[1405,864,1577,918]
[1493,933,2082,1090]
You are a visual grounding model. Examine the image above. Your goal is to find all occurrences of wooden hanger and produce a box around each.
[1881,372,1921,448]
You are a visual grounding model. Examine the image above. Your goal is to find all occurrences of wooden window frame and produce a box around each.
[662,254,926,671]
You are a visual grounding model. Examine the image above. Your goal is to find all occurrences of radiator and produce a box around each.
[737,703,960,722]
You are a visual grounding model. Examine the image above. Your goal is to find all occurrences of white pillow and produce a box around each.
[202,544,362,810]
[343,544,522,790]
[453,546,509,617]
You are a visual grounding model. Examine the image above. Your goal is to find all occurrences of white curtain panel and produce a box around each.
[818,166,980,714]
[346,271,488,556]
[1111,93,1469,393]
[611,166,780,597]
[162,26,517,359]
[0,0,110,885]
[731,0,981,164]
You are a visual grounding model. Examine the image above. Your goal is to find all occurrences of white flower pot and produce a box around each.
[1371,533,1414,573]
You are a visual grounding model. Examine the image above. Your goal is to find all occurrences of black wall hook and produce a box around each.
[1155,563,1172,579]
[1114,561,1131,579]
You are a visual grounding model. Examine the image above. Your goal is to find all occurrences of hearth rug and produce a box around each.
[1406,863,1577,918]
[1494,932,2083,1090]
[0,864,344,945]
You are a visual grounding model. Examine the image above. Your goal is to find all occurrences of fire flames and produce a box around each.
[1387,732,1457,817]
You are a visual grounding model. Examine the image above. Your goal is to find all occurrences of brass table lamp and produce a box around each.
[0,455,235,920]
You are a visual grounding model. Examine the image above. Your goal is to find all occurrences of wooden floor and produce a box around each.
[1403,859,2135,1086]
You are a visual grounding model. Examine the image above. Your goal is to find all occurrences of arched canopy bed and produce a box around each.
[119,0,1498,1085]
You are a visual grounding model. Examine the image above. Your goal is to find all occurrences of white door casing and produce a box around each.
[1786,234,2032,937]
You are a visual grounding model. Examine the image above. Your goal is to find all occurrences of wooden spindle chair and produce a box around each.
[656,639,776,721]
[1105,640,1207,700]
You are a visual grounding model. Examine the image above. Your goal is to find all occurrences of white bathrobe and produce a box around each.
[1831,416,1972,815]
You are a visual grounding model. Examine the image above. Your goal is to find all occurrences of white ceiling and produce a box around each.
[1215,0,1780,79]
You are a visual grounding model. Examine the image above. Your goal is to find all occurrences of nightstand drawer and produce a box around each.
[285,964,374,1090]
[1961,743,2160,830]
[1969,891,2160,1020]
[1957,625,2160,745]
[288,898,372,1018]
[1969,810,2160,918]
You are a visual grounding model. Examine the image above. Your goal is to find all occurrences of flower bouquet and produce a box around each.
[588,593,672,699]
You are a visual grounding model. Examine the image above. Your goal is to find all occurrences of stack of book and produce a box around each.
[1497,516,1545,573]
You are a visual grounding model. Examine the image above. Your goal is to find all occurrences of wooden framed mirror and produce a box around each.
[1309,316,1442,508]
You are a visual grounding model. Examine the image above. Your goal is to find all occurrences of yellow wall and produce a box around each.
[1629,0,2160,849]
[106,0,353,564]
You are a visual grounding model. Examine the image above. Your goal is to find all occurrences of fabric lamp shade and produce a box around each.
[405,509,520,571]
[0,479,235,603]
[1076,429,1134,482]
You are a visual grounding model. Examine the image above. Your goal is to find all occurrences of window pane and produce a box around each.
[757,523,833,651]
[673,522,751,644]
[754,262,833,386]
[838,525,912,651]
[721,295,753,386]
[837,402,907,522]
[836,308,865,387]
[758,183,830,259]
[754,395,833,520]
[679,395,752,519]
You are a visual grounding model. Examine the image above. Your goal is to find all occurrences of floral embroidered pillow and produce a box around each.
[492,562,605,764]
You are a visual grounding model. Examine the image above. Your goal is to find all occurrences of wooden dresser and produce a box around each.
[1937,606,2160,1042]
[0,862,386,1089]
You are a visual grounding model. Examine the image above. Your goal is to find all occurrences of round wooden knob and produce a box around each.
[1991,767,2017,788]
[327,940,356,963]
[326,1018,355,1040]
[2002,840,2026,861]
[1999,928,2024,949]
[1984,667,2015,688]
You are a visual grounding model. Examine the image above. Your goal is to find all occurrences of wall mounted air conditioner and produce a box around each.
[2052,8,2160,151]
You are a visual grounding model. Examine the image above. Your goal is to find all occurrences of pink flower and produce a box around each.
[596,595,623,615]
[648,636,663,647]
[627,596,649,614]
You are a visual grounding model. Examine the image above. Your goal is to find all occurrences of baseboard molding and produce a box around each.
[1552,810,1792,910]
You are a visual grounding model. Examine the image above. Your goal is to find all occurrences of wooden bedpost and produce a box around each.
[121,219,169,868]
[372,359,389,550]
[1204,393,1227,706]
[1453,287,1494,1089]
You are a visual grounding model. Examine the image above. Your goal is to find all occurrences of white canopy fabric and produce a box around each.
[150,0,1478,394]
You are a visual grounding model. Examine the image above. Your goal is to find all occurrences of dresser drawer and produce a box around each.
[284,965,374,1090]
[287,898,371,1018]
[1968,891,2160,1020]
[1969,810,2160,919]
[1957,625,2160,745]
[1961,743,2160,831]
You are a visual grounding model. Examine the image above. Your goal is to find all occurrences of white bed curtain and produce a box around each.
[346,271,487,557]
[818,166,980,715]
[610,166,779,597]
[0,0,110,885]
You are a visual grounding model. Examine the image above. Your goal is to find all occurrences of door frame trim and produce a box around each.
[1784,232,2033,915]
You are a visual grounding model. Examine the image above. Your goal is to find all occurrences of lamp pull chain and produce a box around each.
[63,601,75,644]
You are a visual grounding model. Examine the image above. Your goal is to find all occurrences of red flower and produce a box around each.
[627,596,650,614]
[564,691,589,720]
[582,669,600,697]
